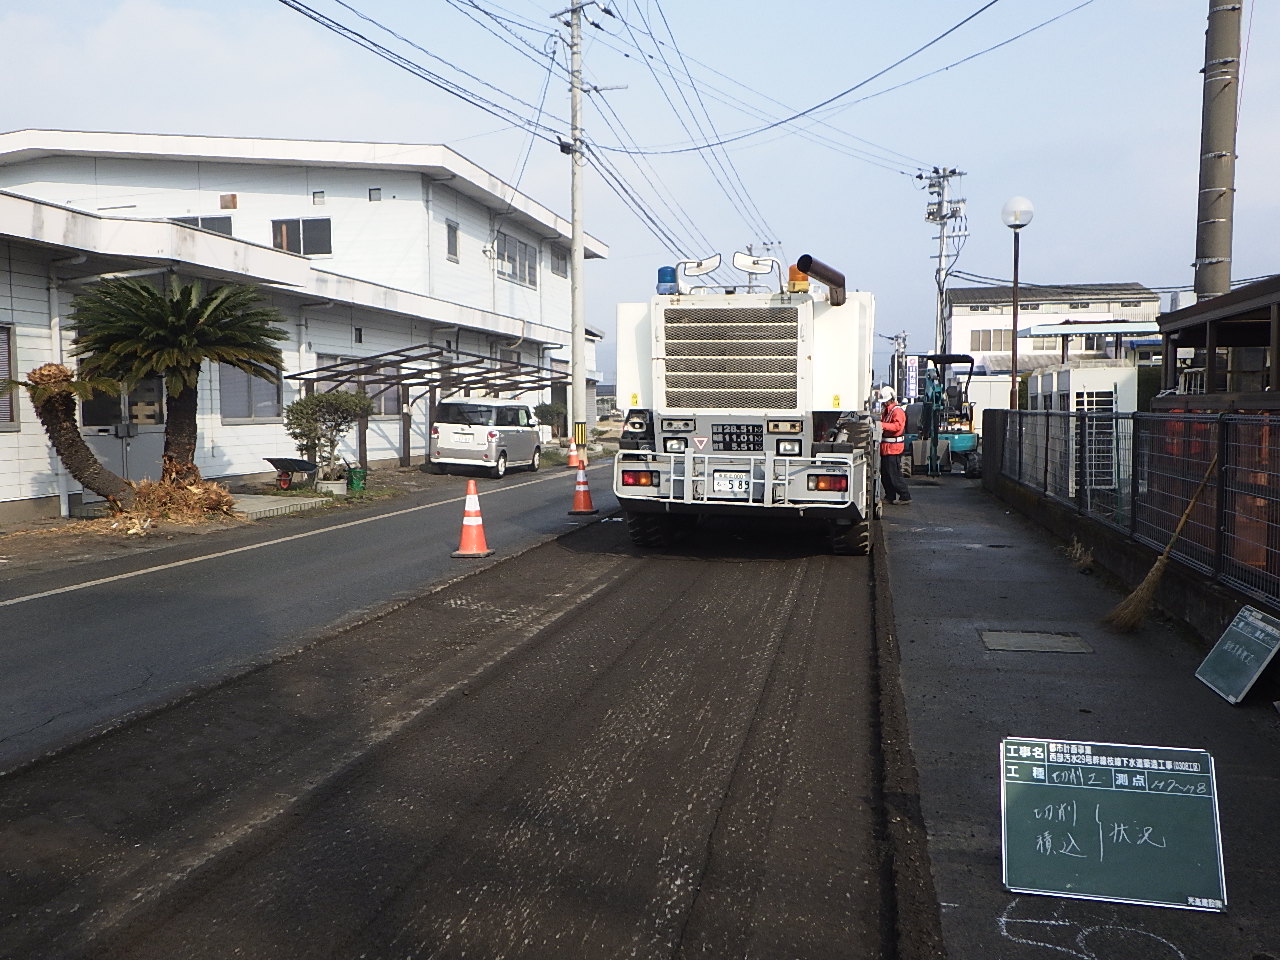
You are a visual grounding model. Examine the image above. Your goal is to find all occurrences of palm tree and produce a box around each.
[70,277,288,483]
[4,364,135,508]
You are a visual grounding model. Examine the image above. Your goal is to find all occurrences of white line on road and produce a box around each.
[0,468,610,608]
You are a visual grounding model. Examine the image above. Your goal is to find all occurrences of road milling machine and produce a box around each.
[613,252,879,554]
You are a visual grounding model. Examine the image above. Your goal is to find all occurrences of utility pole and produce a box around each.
[551,3,590,454]
[1192,0,1242,300]
[919,167,967,354]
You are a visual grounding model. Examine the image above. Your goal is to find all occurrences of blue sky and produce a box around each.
[4,1,1277,381]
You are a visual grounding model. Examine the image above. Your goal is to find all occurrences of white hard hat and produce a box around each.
[878,386,896,402]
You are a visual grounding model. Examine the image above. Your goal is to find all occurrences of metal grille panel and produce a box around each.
[664,357,796,375]
[667,389,798,408]
[667,340,793,358]
[662,306,798,410]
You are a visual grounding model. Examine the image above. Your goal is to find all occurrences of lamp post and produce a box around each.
[1001,196,1034,410]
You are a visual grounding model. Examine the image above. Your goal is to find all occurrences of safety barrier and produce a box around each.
[997,410,1280,607]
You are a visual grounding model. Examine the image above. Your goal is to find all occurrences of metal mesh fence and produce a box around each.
[999,411,1280,607]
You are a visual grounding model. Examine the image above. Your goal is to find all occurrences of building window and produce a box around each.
[369,187,382,202]
[0,324,15,427]
[315,354,400,415]
[1083,334,1107,351]
[1069,302,1090,309]
[970,329,1013,352]
[969,304,990,312]
[272,218,332,255]
[1120,301,1141,308]
[220,194,238,209]
[1023,303,1040,310]
[219,364,282,421]
[1032,336,1056,351]
[312,191,325,205]
[369,365,402,416]
[447,220,459,261]
[496,231,538,288]
[171,215,233,236]
[550,244,569,278]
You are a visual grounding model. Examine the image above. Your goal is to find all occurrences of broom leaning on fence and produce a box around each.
[1104,453,1219,632]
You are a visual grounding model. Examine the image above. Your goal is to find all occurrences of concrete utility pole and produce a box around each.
[1192,0,1242,300]
[564,3,589,452]
[920,167,967,354]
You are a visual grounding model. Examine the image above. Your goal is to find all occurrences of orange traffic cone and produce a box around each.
[451,478,495,558]
[568,464,598,515]
[567,441,580,469]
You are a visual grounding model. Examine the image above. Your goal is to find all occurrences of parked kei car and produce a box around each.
[428,397,541,478]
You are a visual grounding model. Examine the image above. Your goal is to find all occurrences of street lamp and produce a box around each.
[1001,196,1034,410]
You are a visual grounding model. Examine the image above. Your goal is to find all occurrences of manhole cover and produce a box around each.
[981,631,1093,653]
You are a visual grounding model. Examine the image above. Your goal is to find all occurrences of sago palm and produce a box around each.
[3,364,135,508]
[70,277,288,482]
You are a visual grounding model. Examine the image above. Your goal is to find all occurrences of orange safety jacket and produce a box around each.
[880,402,907,456]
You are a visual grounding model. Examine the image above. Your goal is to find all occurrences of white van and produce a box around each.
[429,397,541,478]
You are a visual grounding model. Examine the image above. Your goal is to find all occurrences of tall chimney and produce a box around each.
[1192,0,1242,300]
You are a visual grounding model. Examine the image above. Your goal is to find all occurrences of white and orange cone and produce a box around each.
[567,441,580,469]
[451,478,495,558]
[568,464,598,515]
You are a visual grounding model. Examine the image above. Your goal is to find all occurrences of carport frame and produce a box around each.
[287,343,569,467]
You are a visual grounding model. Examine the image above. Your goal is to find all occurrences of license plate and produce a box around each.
[712,471,750,493]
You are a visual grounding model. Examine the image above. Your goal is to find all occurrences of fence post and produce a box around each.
[1129,414,1140,536]
[1081,414,1091,513]
[1213,414,1228,579]
[1017,412,1025,484]
[1042,413,1050,493]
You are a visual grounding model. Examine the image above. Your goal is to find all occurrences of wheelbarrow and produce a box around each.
[265,457,318,490]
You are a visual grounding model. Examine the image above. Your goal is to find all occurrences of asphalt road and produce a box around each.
[0,514,926,959]
[0,464,617,774]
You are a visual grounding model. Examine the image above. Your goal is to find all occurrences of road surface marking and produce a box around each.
[0,468,609,608]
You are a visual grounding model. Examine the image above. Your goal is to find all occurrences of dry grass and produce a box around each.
[1064,536,1094,572]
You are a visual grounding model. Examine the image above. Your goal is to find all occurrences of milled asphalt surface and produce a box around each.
[4,467,1280,957]
[882,476,1280,959]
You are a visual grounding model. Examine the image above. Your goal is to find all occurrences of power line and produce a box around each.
[592,0,1008,156]
[273,0,565,142]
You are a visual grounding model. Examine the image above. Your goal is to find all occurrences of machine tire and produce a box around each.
[490,452,508,479]
[626,511,686,548]
[830,519,870,556]
[527,446,541,472]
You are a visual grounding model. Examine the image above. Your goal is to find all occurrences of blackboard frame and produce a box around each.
[1196,604,1280,705]
[1001,738,1226,911]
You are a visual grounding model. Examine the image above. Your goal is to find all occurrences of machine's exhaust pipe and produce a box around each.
[795,254,846,307]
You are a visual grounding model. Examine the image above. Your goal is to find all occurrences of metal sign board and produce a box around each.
[1001,738,1226,911]
[904,355,919,401]
[1196,605,1280,704]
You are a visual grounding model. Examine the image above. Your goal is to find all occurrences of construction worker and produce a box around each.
[879,385,911,504]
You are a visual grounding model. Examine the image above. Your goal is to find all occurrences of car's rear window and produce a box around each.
[436,403,495,426]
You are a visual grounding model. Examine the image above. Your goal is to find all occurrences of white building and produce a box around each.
[0,131,607,523]
[946,282,1160,376]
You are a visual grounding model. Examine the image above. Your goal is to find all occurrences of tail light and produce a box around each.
[808,474,848,492]
[621,470,660,487]
[430,425,439,438]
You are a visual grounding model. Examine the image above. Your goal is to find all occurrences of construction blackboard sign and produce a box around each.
[1002,738,1226,911]
[1196,604,1280,704]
